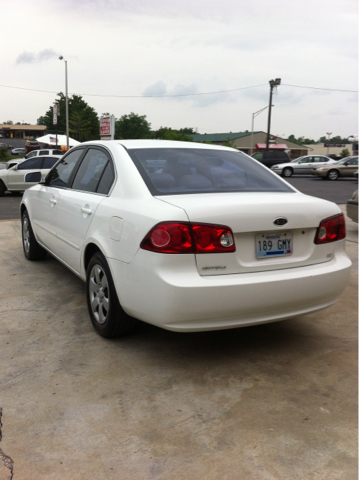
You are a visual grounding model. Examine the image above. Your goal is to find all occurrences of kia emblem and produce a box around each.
[274,217,288,226]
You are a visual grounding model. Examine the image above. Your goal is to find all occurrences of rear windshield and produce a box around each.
[127,148,294,195]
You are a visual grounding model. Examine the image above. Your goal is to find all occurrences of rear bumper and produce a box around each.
[108,244,352,332]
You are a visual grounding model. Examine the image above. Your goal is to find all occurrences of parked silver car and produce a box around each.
[271,155,337,177]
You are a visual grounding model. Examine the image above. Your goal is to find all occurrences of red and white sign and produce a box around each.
[256,143,288,150]
[100,115,115,140]
[100,117,111,135]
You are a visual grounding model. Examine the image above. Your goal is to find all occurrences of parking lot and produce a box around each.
[0,178,357,479]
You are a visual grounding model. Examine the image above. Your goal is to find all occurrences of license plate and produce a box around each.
[256,232,293,258]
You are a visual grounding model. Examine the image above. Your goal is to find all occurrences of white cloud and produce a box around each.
[16,49,59,64]
[1,0,357,138]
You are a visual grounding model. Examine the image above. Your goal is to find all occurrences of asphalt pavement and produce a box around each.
[0,207,357,480]
[0,176,357,221]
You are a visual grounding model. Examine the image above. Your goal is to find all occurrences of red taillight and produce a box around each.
[140,222,235,254]
[192,224,235,253]
[314,213,346,244]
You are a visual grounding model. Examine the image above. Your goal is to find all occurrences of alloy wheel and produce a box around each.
[328,170,339,180]
[89,264,110,325]
[23,216,30,254]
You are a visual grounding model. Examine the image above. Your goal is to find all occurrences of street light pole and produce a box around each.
[251,105,272,155]
[326,132,332,156]
[59,56,69,152]
[266,78,281,150]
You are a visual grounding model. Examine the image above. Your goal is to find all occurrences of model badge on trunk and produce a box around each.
[274,217,288,226]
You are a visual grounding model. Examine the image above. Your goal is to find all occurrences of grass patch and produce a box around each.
[0,155,23,163]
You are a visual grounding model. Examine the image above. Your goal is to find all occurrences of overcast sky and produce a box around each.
[1,0,357,140]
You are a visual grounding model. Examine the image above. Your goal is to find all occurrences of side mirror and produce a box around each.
[25,172,42,183]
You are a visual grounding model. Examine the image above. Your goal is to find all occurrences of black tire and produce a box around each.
[22,210,48,260]
[327,169,339,181]
[282,168,293,178]
[86,252,136,338]
[0,180,6,196]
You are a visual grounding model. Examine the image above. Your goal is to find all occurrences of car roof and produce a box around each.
[81,139,238,151]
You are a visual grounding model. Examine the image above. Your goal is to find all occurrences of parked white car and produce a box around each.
[271,155,337,177]
[6,148,64,169]
[0,156,61,195]
[20,140,351,338]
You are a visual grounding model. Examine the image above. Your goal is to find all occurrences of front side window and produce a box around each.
[128,148,294,195]
[48,149,84,187]
[71,149,109,193]
[17,158,43,170]
[42,157,59,169]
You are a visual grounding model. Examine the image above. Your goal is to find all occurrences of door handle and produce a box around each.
[81,207,92,215]
[50,198,57,205]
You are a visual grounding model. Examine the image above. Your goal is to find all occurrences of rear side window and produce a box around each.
[97,162,115,194]
[17,158,43,170]
[39,150,50,155]
[128,148,294,195]
[48,149,84,187]
[71,149,109,193]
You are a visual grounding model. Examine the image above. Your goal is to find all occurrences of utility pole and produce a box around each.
[266,78,281,150]
[59,56,70,152]
[326,132,332,155]
[251,105,272,155]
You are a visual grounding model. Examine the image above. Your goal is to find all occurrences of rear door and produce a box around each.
[296,156,314,174]
[55,147,114,273]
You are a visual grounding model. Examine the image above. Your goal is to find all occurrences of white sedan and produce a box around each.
[271,155,337,177]
[0,156,62,196]
[20,141,351,338]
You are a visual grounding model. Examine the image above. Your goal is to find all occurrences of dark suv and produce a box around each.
[251,150,290,168]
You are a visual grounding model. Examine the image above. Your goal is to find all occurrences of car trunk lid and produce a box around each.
[158,192,341,275]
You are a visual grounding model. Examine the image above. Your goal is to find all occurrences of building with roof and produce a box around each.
[190,131,309,158]
[0,124,46,139]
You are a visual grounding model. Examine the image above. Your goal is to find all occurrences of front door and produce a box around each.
[7,157,43,190]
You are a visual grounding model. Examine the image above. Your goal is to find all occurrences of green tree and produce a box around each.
[115,113,151,139]
[222,139,238,149]
[37,116,47,125]
[41,93,99,141]
[340,148,350,158]
[2,120,13,125]
[178,127,196,135]
[152,127,193,142]
[0,147,8,161]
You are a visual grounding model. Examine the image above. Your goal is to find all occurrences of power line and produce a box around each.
[0,82,357,98]
[282,83,357,93]
[0,83,266,98]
